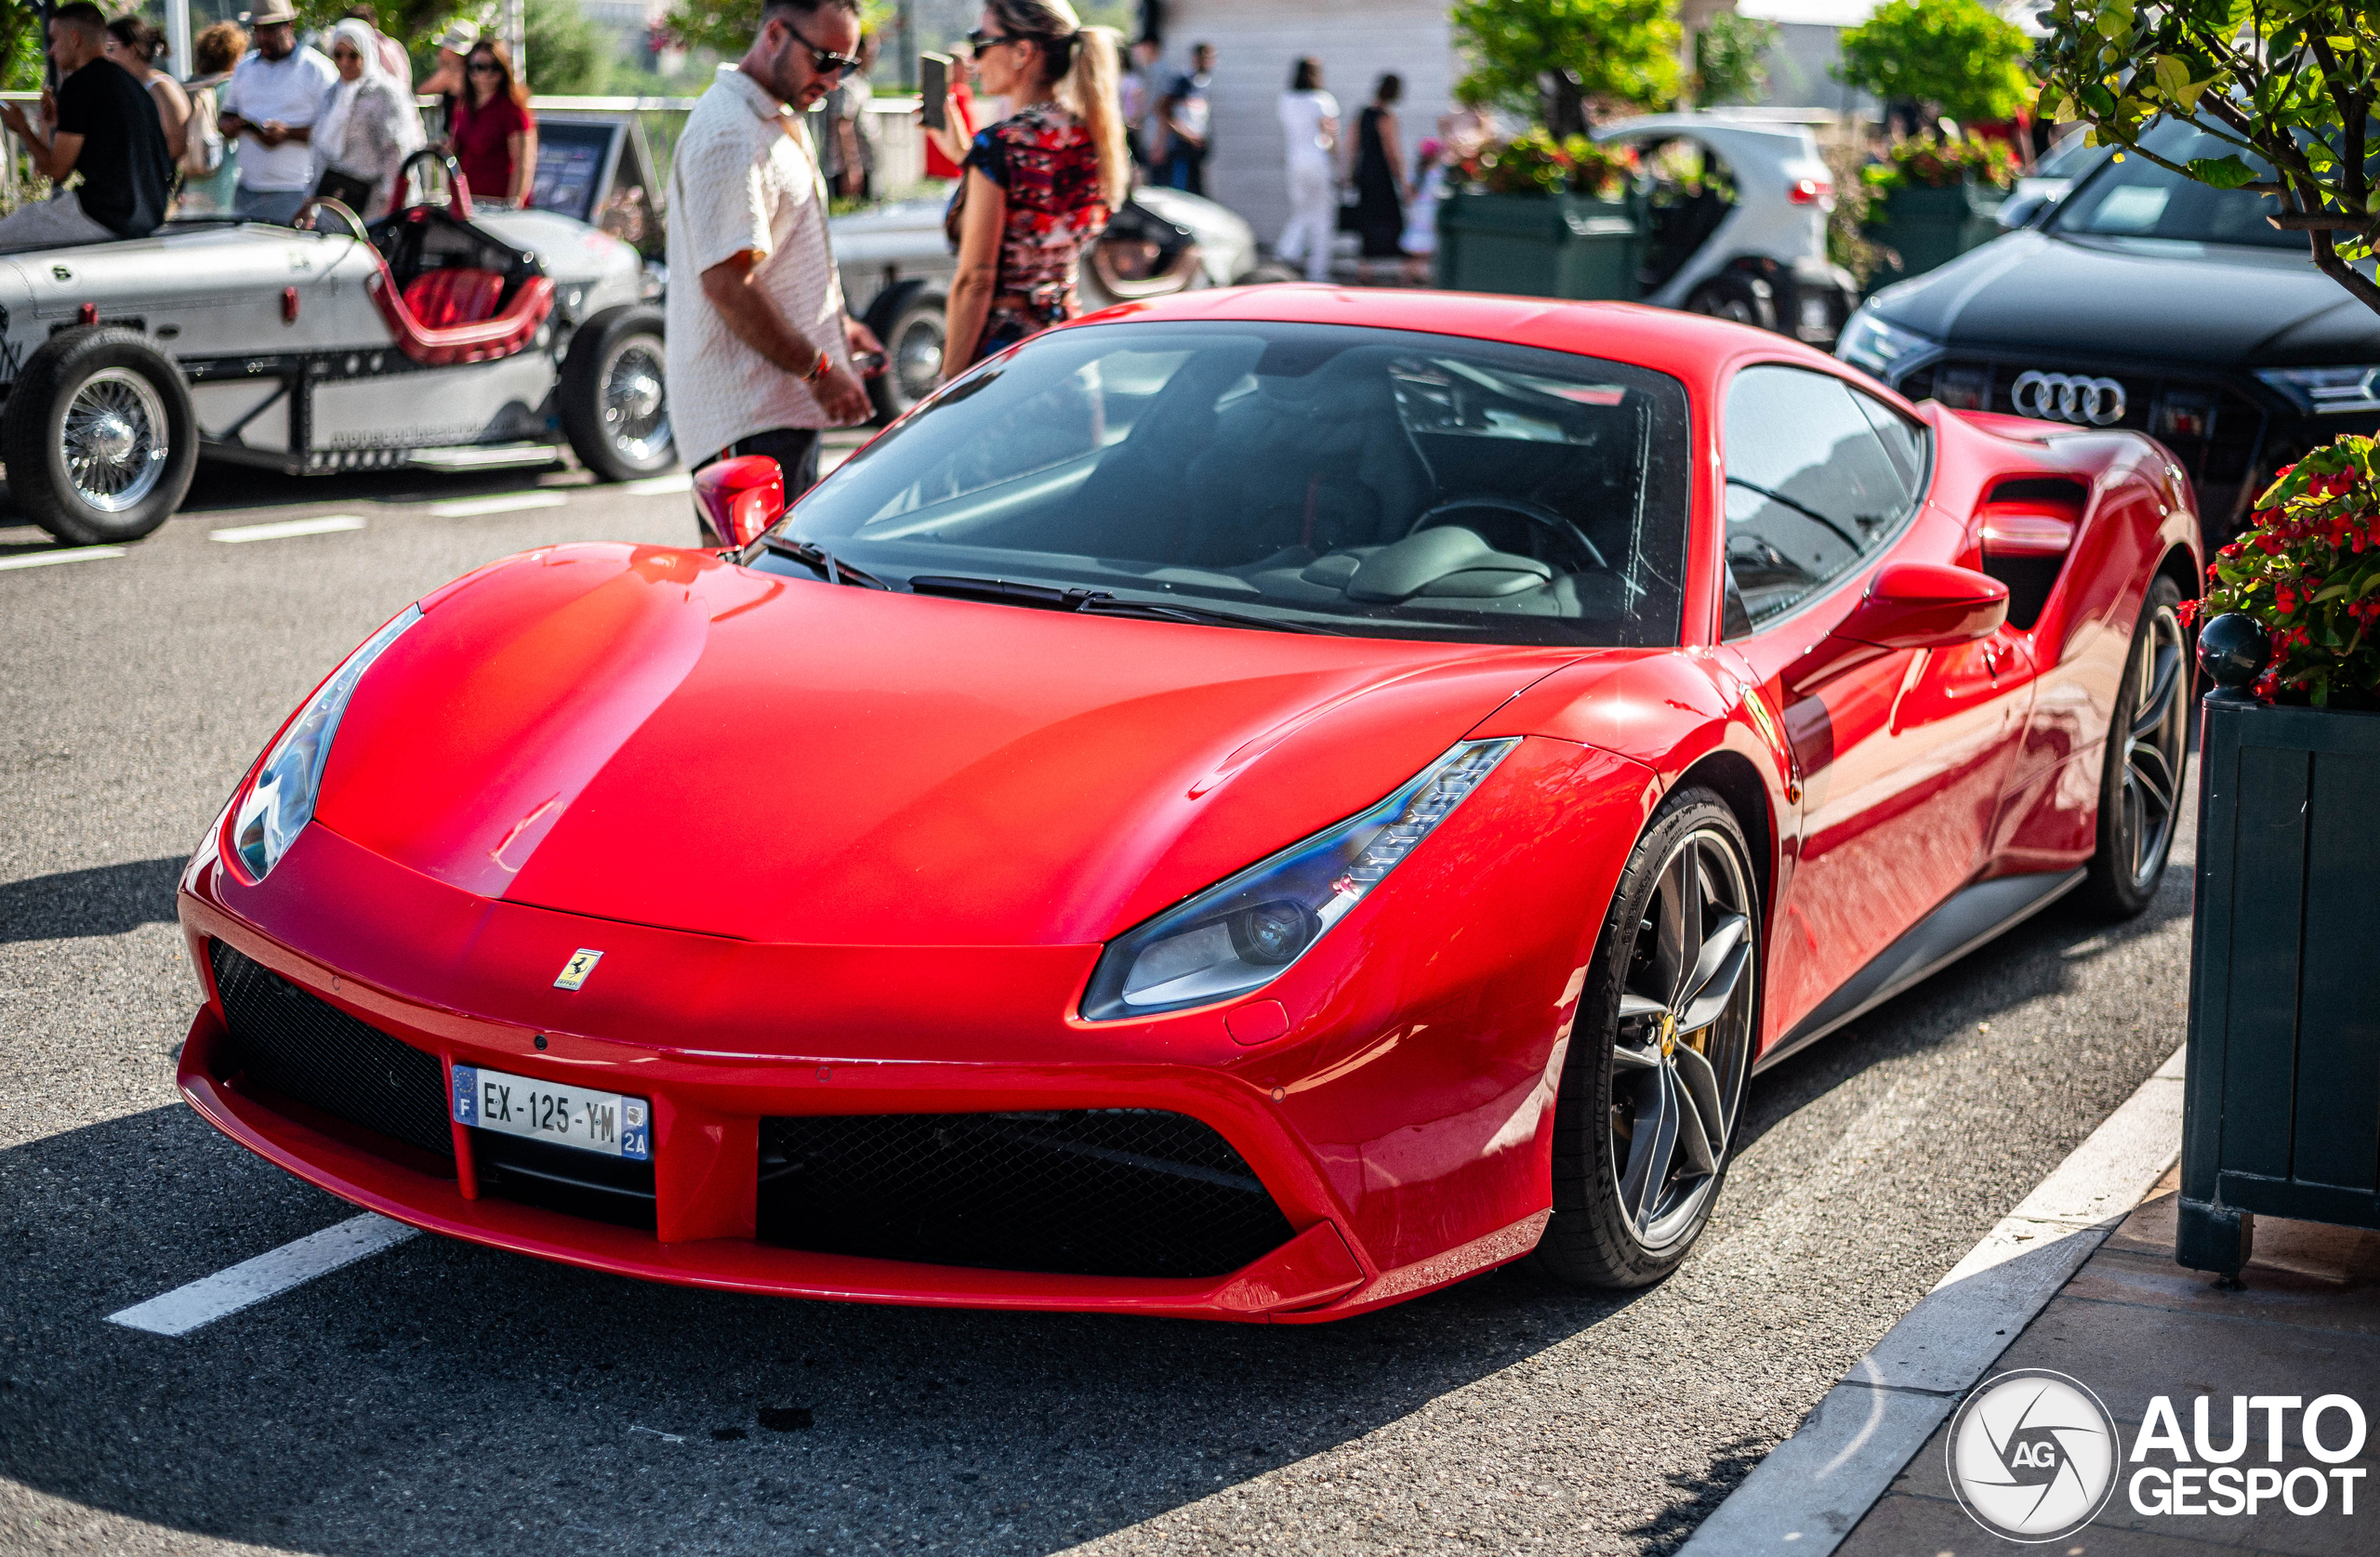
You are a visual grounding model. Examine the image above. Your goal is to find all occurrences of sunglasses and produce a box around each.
[467,59,501,73]
[779,18,863,77]
[965,27,1025,50]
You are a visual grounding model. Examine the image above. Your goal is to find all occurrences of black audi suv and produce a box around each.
[1837,122,2380,540]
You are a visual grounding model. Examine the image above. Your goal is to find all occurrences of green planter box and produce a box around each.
[1867,180,2004,279]
[1435,191,1638,301]
[2178,686,2380,1279]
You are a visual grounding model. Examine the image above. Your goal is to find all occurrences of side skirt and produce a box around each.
[1753,867,2086,1074]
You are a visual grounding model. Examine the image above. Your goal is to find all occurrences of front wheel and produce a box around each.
[864,279,948,425]
[2080,574,2188,917]
[1534,789,1760,1288]
[1,325,197,545]
[558,305,674,482]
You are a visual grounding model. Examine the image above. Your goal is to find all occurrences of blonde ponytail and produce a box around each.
[988,0,1130,205]
[1064,25,1129,205]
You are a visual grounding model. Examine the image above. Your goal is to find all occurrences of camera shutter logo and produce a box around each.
[1947,1368,2122,1542]
[2012,371,2127,426]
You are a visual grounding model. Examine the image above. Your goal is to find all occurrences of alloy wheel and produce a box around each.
[1608,826,1756,1249]
[2116,600,2187,891]
[600,336,671,467]
[62,368,168,512]
[892,313,945,407]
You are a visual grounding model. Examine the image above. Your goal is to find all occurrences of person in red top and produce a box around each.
[450,36,535,206]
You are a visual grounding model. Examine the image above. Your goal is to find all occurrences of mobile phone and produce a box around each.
[854,349,888,375]
[920,53,950,130]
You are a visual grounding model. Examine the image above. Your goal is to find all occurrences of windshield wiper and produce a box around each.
[758,535,890,589]
[1725,477,1868,552]
[905,574,1332,633]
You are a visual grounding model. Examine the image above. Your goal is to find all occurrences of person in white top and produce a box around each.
[340,4,414,91]
[1275,57,1338,284]
[1401,135,1446,284]
[666,0,885,527]
[217,0,336,225]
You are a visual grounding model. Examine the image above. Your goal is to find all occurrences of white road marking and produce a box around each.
[209,515,368,544]
[428,492,569,518]
[106,1212,420,1337]
[624,471,693,495]
[0,546,127,572]
[1677,1045,2188,1557]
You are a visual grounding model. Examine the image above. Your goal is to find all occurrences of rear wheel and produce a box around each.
[559,305,674,481]
[1685,273,1778,333]
[865,279,948,424]
[2081,574,2188,917]
[1,326,197,545]
[1535,790,1759,1288]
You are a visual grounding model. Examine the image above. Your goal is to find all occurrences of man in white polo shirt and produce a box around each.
[217,2,336,225]
[667,0,881,534]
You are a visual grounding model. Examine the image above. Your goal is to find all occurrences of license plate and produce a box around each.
[451,1063,650,1160]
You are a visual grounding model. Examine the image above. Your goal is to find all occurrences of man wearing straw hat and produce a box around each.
[217,0,336,224]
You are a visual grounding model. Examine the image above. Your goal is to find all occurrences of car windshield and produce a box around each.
[2049,123,2294,248]
[763,321,1693,646]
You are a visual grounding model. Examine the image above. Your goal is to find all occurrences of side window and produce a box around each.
[1723,365,1925,631]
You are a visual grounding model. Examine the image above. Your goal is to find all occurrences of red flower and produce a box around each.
[2177,598,2200,626]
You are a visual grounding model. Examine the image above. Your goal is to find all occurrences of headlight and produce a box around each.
[230,606,422,880]
[1080,739,1519,1021]
[1835,309,1940,381]
[2254,365,2380,416]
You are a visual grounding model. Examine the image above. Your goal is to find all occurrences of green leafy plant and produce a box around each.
[2198,437,2380,707]
[1452,0,1684,133]
[2036,1,2380,316]
[1837,0,2032,125]
[664,0,892,61]
[1445,129,1639,199]
[1861,132,2020,193]
[1693,12,1778,108]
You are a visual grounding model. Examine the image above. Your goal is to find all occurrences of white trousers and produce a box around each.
[0,191,112,249]
[1277,160,1337,283]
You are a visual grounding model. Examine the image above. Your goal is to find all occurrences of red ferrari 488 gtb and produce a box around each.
[178,290,2199,1320]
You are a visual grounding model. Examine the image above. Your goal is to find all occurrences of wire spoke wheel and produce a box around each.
[1606,825,1756,1249]
[599,336,670,466]
[61,368,169,513]
[2118,600,2188,890]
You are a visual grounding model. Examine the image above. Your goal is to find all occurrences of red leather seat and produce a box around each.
[401,267,508,328]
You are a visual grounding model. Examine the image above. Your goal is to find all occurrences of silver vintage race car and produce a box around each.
[1,154,669,546]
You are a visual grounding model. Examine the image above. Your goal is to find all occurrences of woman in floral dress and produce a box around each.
[941,0,1129,375]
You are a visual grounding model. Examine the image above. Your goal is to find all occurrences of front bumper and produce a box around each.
[172,772,1613,1320]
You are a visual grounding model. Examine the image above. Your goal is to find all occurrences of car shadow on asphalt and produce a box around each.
[0,855,185,944]
[0,1101,1665,1557]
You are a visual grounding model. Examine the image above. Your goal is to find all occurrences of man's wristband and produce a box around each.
[801,349,833,385]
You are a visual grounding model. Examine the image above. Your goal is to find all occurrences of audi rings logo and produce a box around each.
[2012,371,2128,426]
[1948,1369,2122,1541]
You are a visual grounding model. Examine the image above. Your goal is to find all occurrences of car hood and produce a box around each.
[312,545,1584,946]
[1869,230,2380,368]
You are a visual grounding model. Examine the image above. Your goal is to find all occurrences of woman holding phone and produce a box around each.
[940,1,1128,376]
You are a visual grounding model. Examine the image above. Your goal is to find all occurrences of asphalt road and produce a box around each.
[0,457,2196,1557]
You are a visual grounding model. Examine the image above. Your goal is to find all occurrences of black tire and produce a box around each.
[1685,272,1778,333]
[1,326,197,546]
[865,279,948,424]
[2081,574,2188,917]
[1534,788,1760,1288]
[558,304,674,482]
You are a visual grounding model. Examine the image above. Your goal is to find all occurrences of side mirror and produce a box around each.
[1995,191,2052,231]
[1835,561,2008,650]
[693,455,785,549]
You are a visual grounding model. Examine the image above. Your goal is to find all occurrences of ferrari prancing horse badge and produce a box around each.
[554,949,603,990]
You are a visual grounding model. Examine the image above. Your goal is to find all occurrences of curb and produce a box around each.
[1677,1044,2188,1557]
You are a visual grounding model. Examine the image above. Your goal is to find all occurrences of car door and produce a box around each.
[1715,365,2034,1035]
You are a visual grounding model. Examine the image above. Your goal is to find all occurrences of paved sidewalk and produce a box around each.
[1835,1171,2380,1555]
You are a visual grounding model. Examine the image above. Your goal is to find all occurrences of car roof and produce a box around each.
[1064,285,1866,405]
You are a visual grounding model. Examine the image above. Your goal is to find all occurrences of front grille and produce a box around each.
[756,1109,1294,1279]
[208,941,455,1159]
[1900,357,2271,497]
[473,1129,655,1230]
